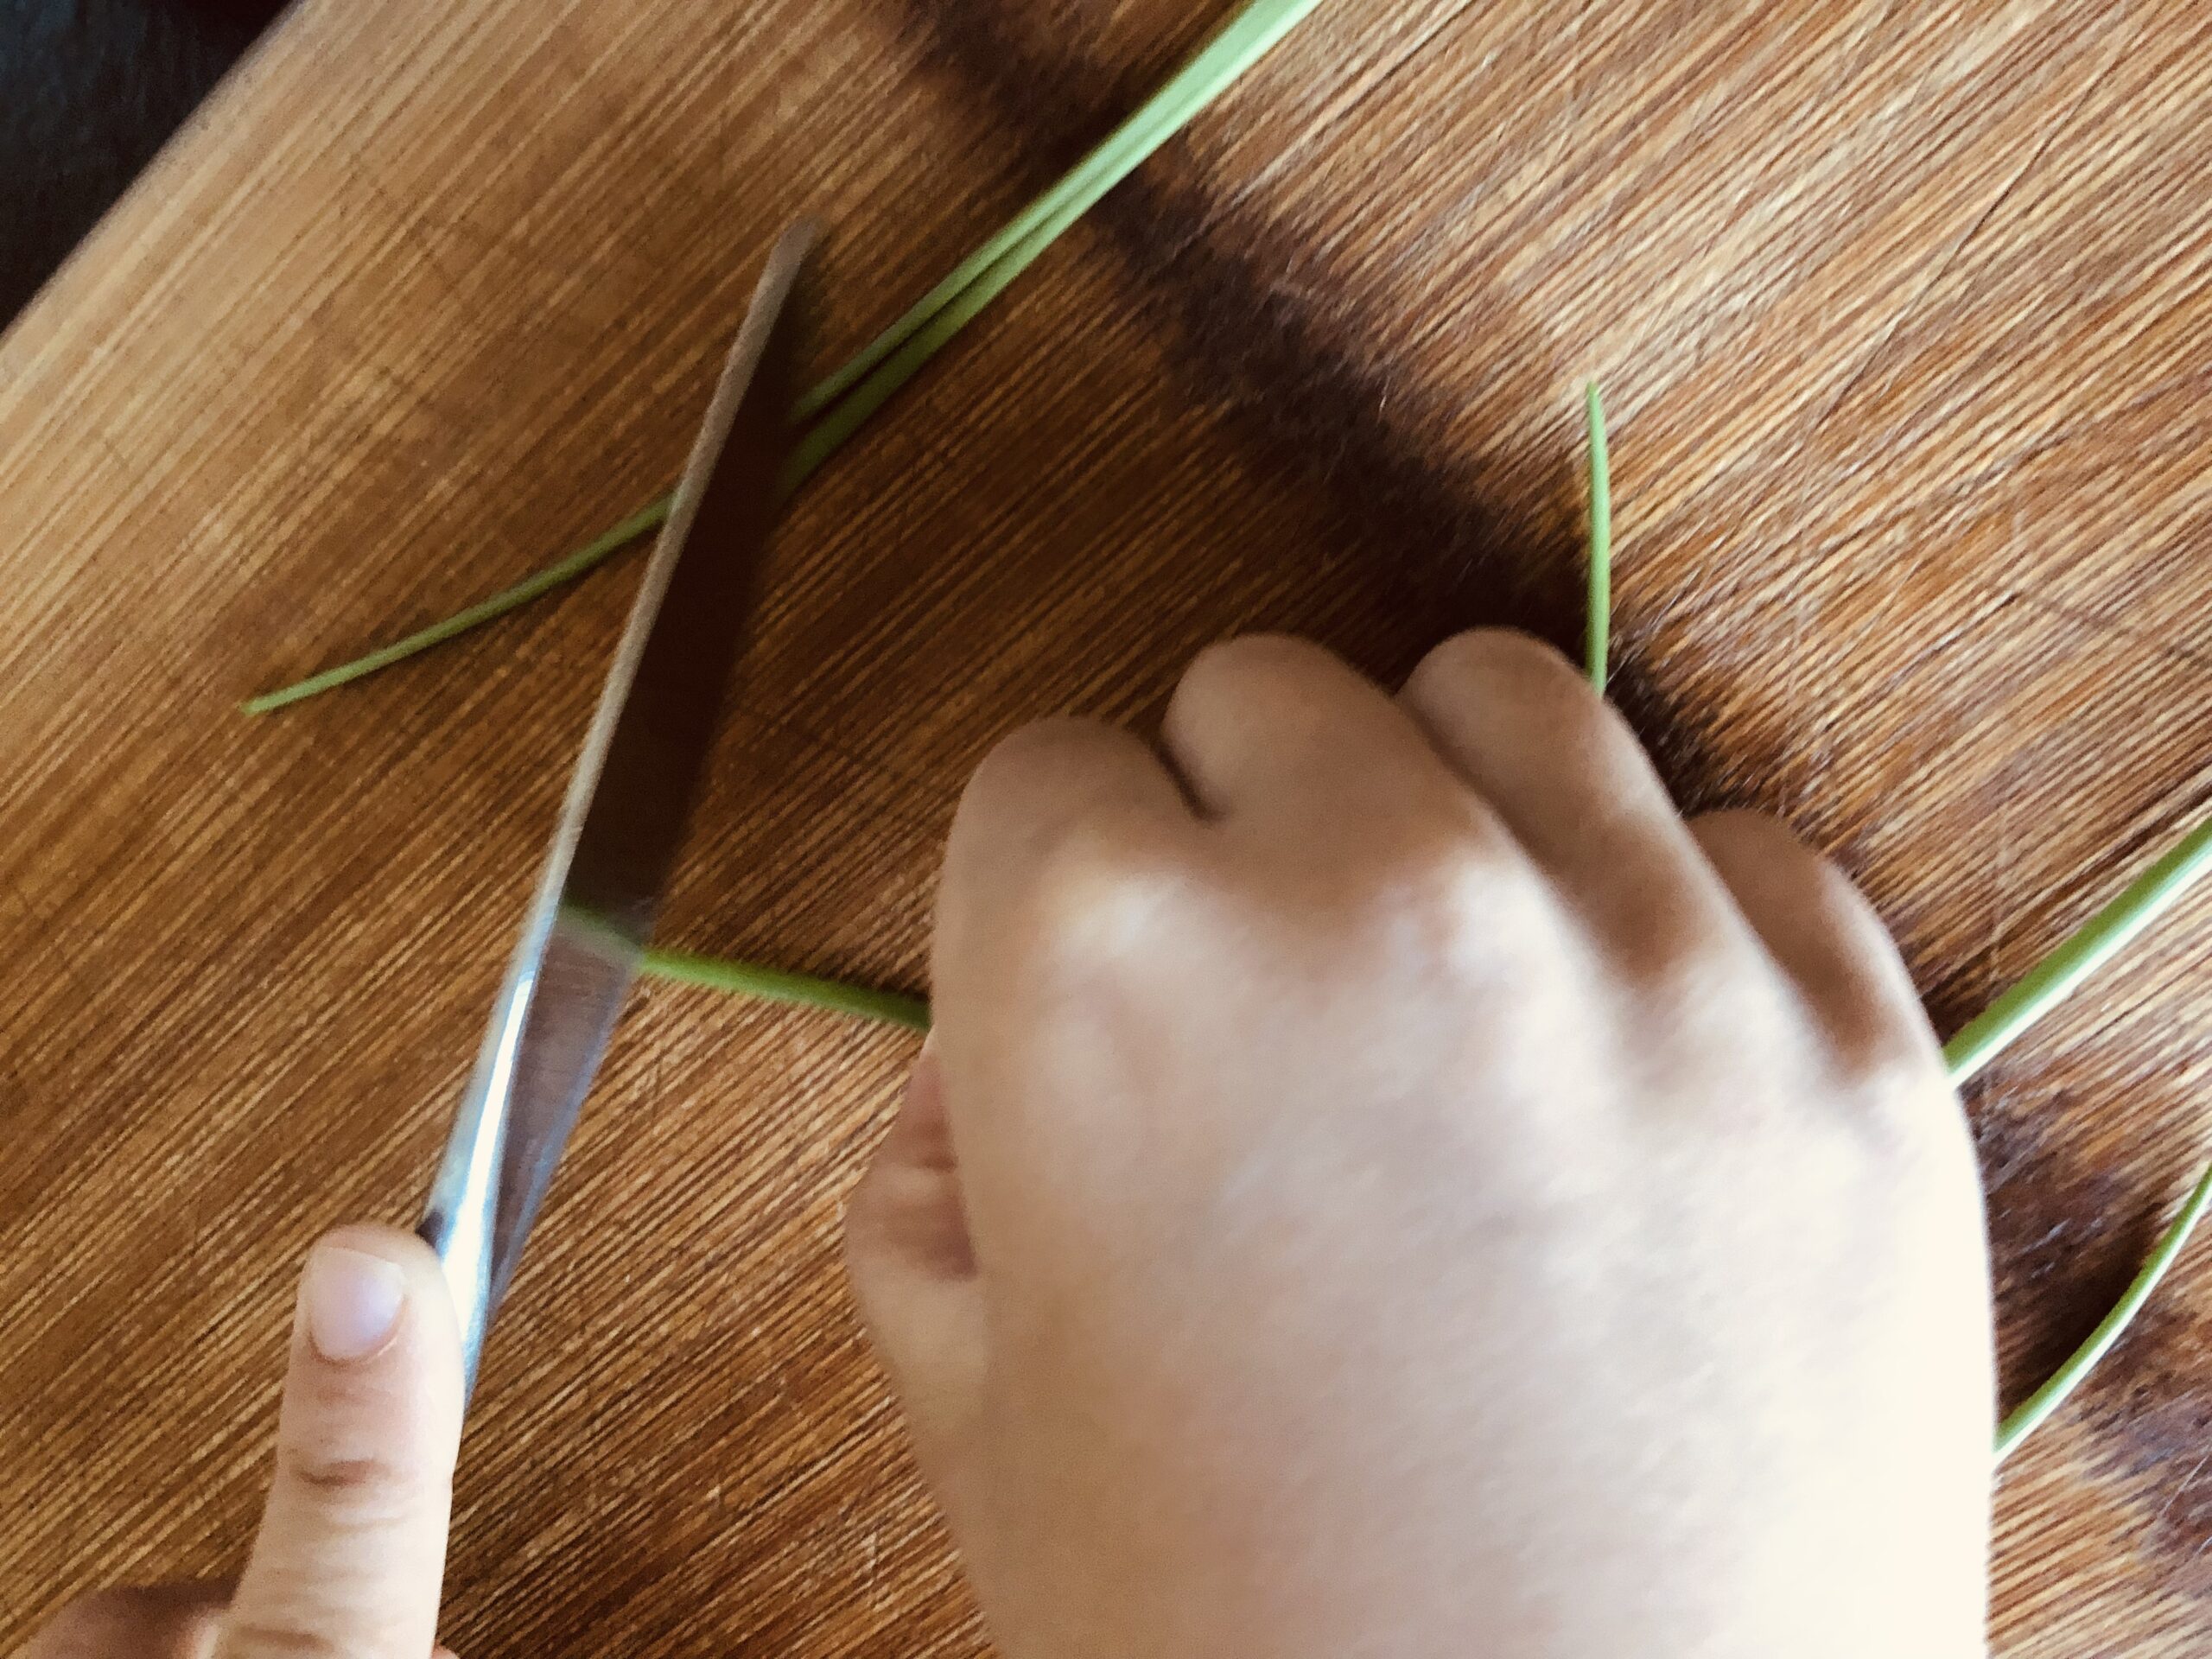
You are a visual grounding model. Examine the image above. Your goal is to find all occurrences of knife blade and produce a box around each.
[420,223,812,1400]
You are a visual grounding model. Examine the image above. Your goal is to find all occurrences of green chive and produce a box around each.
[1996,1160,2212,1462]
[1946,815,2212,1084]
[238,498,674,715]
[1945,813,2212,1455]
[1584,380,1611,692]
[796,0,1332,421]
[242,0,1333,715]
[642,947,929,1032]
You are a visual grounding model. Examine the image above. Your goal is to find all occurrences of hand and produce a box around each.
[29,1226,465,1659]
[847,632,1993,1659]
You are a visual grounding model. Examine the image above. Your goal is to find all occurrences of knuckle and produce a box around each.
[958,717,1164,853]
[274,1440,440,1520]
[1691,806,1809,859]
[1691,810,1855,905]
[1623,920,1764,1032]
[1411,629,1653,779]
[1413,627,1582,696]
[843,1161,976,1284]
[967,715,1120,798]
[1821,1048,1967,1179]
[1828,1014,1953,1121]
[1347,825,1554,969]
[282,1450,397,1496]
[1018,815,1187,960]
[1176,632,1342,709]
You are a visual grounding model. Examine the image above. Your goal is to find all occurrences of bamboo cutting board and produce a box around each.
[2,1,2209,1653]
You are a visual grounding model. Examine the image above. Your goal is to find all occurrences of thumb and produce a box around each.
[218,1225,464,1659]
[843,1044,988,1503]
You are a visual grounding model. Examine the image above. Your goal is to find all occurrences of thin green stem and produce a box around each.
[641,947,929,1032]
[794,0,1331,422]
[779,202,1091,498]
[1944,814,2212,1084]
[1996,1160,2212,1461]
[1944,812,2212,1456]
[1584,381,1611,692]
[243,0,1332,715]
[239,499,674,714]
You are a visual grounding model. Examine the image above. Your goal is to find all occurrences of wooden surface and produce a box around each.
[2,0,2208,1652]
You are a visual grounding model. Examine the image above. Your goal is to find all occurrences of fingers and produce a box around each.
[942,715,1191,912]
[1162,636,1490,833]
[28,1584,227,1659]
[216,1226,464,1659]
[938,716,1194,1015]
[1688,810,1940,1066]
[1401,630,1736,960]
[844,1045,988,1512]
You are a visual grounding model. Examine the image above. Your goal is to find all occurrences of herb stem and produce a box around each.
[239,499,674,715]
[641,947,929,1032]
[1996,1160,2212,1461]
[796,0,1331,420]
[1584,381,1611,691]
[243,0,1333,715]
[1945,815,2212,1084]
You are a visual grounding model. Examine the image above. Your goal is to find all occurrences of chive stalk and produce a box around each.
[1946,816,2212,1084]
[243,0,1333,715]
[1584,381,1611,691]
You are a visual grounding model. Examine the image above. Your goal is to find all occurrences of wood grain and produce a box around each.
[1,0,2207,1652]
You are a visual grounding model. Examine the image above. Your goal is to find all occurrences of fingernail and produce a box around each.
[300,1243,407,1363]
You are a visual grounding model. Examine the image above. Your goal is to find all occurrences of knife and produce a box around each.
[420,224,812,1402]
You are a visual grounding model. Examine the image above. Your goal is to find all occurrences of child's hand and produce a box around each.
[848,632,1993,1659]
[29,1227,463,1659]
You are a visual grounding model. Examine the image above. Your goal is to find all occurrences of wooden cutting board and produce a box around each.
[2,0,2208,1652]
